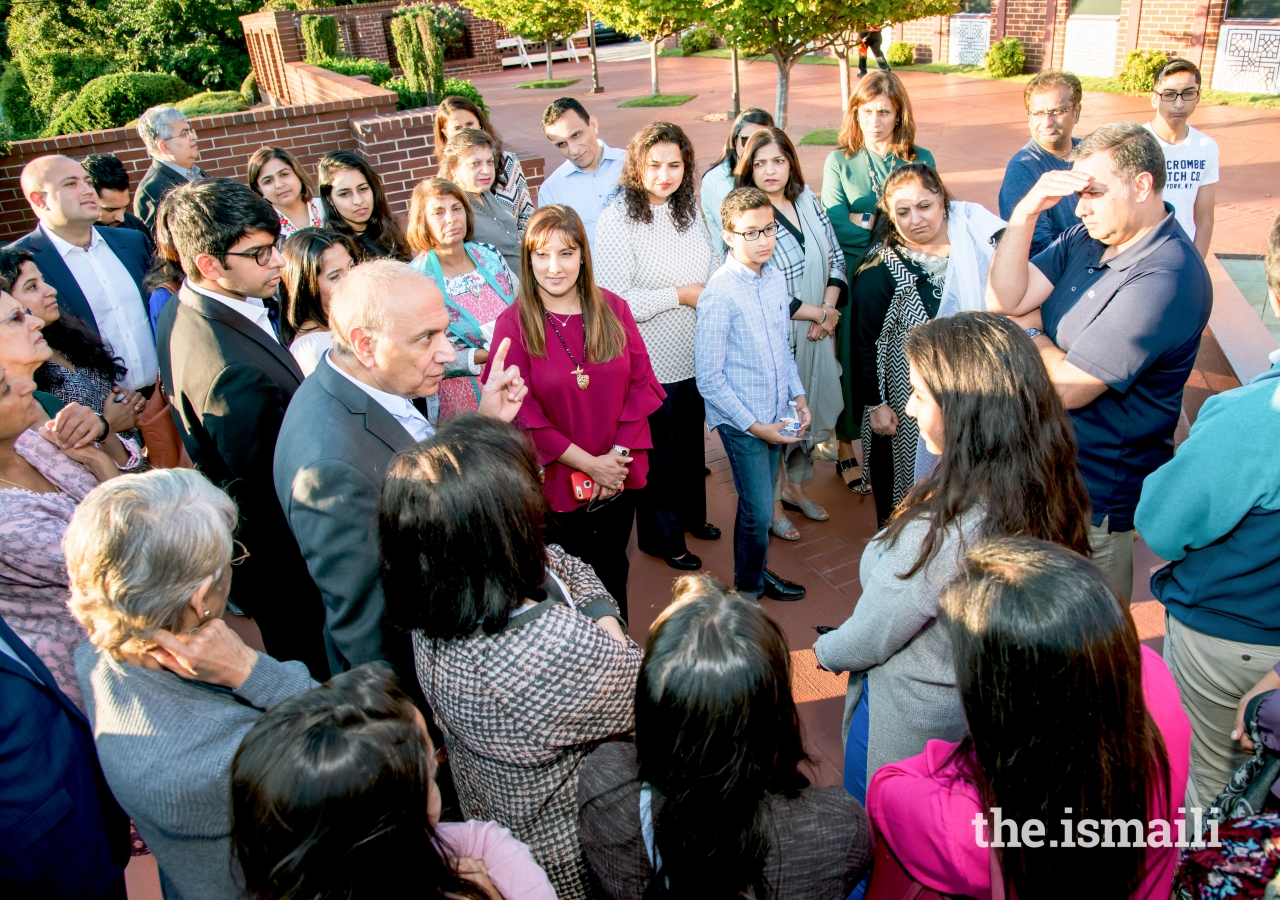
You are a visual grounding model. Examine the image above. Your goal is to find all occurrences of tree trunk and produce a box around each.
[546,37,554,81]
[650,38,661,95]
[838,49,851,112]
[773,52,792,130]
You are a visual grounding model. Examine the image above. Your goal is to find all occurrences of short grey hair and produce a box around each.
[328,259,418,358]
[1070,121,1166,193]
[137,106,190,155]
[65,469,238,655]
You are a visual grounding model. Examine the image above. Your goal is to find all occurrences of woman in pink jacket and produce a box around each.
[867,537,1191,900]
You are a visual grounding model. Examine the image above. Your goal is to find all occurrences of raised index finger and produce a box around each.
[488,336,511,374]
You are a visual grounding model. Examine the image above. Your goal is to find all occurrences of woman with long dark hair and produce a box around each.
[594,121,722,573]
[434,96,534,232]
[231,664,556,900]
[482,204,663,617]
[279,228,357,375]
[868,538,1190,900]
[579,574,873,898]
[317,150,410,261]
[701,107,774,256]
[247,146,326,242]
[814,312,1093,807]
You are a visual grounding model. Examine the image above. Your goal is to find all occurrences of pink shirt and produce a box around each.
[867,646,1191,900]
[436,819,557,900]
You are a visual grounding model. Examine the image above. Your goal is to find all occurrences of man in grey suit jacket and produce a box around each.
[274,259,526,680]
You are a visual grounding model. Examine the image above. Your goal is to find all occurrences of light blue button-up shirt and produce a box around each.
[537,141,624,244]
[696,254,804,434]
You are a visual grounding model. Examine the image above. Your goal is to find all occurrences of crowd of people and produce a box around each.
[1,52,1276,900]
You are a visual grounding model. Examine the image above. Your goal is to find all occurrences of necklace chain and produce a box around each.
[545,312,590,390]
[0,473,59,493]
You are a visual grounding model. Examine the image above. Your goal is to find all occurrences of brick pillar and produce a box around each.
[1041,0,1059,72]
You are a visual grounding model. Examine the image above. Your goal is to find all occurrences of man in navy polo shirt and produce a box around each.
[987,121,1212,600]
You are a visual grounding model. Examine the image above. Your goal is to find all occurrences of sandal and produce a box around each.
[770,517,801,541]
[837,457,872,495]
[782,499,829,522]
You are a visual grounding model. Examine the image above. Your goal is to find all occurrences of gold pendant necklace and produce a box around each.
[546,313,589,390]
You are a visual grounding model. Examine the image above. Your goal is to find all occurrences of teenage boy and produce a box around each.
[696,187,809,601]
[1144,59,1218,258]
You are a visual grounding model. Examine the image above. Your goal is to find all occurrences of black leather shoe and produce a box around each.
[663,552,702,571]
[688,522,722,541]
[762,569,805,601]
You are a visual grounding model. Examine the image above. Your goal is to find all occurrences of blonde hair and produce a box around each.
[65,469,236,656]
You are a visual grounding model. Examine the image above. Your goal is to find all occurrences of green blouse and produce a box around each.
[820,145,937,263]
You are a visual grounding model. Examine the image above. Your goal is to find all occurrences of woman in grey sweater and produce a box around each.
[813,312,1093,802]
[68,469,316,900]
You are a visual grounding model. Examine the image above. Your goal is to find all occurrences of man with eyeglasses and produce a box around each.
[1144,59,1217,259]
[156,178,330,681]
[134,106,208,235]
[999,71,1084,256]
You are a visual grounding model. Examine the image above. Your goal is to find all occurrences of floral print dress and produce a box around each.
[438,261,516,420]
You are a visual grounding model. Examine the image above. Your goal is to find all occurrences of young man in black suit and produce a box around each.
[134,105,207,234]
[156,178,328,678]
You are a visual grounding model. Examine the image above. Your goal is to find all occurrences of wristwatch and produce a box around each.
[1025,327,1045,340]
[96,412,110,442]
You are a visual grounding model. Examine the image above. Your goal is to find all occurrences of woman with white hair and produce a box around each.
[70,468,316,900]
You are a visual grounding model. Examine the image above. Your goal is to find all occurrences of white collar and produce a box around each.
[185,279,267,311]
[41,222,101,255]
[325,353,427,423]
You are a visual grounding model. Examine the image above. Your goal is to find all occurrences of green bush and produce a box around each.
[302,15,340,62]
[441,77,487,112]
[19,48,116,119]
[391,14,430,96]
[1118,49,1170,93]
[397,3,468,55]
[0,121,15,156]
[984,37,1025,78]
[43,72,191,137]
[680,26,715,56]
[175,90,249,118]
[240,71,259,106]
[886,41,915,67]
[312,56,394,86]
[420,14,445,102]
[1,62,42,138]
[386,76,427,111]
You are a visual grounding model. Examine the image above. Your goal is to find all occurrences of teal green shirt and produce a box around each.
[820,146,936,264]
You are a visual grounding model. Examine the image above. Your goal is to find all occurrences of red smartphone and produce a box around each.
[570,471,594,502]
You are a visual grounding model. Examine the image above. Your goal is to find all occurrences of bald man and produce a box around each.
[8,155,157,393]
[273,259,527,686]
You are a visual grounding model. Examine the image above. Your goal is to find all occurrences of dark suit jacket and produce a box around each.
[0,615,130,898]
[274,355,417,678]
[7,224,152,338]
[133,160,188,234]
[157,284,329,677]
[116,211,156,256]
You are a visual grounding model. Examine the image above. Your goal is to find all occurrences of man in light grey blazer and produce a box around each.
[273,260,527,683]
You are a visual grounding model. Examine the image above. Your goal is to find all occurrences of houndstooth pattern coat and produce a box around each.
[412,544,642,900]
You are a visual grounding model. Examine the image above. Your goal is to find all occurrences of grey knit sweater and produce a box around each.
[76,641,315,900]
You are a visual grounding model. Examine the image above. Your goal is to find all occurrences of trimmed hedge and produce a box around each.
[240,71,259,106]
[886,41,915,67]
[391,14,430,96]
[302,15,339,62]
[1119,49,1169,93]
[175,91,250,118]
[680,26,715,56]
[1,62,42,138]
[389,76,486,113]
[984,37,1025,78]
[43,72,191,137]
[311,56,394,86]
[397,3,468,55]
[443,77,486,112]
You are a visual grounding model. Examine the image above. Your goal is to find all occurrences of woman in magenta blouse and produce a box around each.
[483,205,663,622]
[866,538,1191,900]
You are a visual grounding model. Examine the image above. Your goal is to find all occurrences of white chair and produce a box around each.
[496,36,533,69]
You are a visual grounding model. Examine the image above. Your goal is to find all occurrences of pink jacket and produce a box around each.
[867,646,1191,900]
[436,820,558,900]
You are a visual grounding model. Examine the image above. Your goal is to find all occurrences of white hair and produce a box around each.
[327,259,420,358]
[64,469,237,655]
[137,106,190,155]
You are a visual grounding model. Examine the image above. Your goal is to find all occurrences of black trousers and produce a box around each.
[635,378,708,559]
[859,31,889,75]
[870,432,896,529]
[550,489,637,623]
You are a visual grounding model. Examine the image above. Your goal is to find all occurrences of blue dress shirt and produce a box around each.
[537,142,625,244]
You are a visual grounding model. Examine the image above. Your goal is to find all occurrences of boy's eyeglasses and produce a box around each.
[728,223,779,242]
[223,245,277,267]
[1155,88,1200,102]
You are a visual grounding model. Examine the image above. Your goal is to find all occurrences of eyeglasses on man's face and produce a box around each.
[223,245,277,267]
[1156,88,1200,103]
[230,540,251,566]
[729,223,779,242]
[1028,106,1075,120]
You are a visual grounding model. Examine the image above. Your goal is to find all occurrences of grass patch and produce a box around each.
[800,129,839,146]
[619,93,697,107]
[516,78,581,89]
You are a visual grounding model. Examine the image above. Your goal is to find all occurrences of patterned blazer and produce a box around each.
[411,545,641,900]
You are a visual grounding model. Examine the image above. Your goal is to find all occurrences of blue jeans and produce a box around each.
[717,424,781,595]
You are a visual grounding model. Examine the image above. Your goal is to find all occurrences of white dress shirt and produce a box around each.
[326,353,435,442]
[43,224,158,391]
[184,280,279,342]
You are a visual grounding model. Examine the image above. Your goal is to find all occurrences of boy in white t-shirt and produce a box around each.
[1144,58,1218,258]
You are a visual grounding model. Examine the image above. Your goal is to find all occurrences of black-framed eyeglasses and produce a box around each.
[1156,88,1200,102]
[230,539,251,566]
[1,308,32,326]
[728,223,779,242]
[223,245,277,267]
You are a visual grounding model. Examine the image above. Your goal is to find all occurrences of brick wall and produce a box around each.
[1129,0,1227,68]
[900,18,942,62]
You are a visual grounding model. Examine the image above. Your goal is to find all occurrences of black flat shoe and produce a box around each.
[762,569,805,601]
[664,552,702,571]
[836,457,872,495]
[688,522,722,541]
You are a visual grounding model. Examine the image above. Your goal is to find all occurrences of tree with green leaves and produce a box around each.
[462,0,585,82]
[590,0,703,95]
